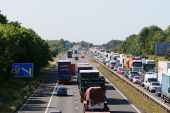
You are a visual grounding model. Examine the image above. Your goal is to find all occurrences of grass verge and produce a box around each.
[0,53,62,113]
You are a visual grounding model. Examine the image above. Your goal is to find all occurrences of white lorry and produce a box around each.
[158,61,170,84]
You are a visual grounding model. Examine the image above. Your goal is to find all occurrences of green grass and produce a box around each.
[0,67,51,113]
[0,53,62,113]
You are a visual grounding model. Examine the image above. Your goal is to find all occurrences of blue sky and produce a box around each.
[0,0,170,44]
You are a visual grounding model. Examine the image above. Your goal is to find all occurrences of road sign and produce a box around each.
[65,42,72,50]
[11,63,33,78]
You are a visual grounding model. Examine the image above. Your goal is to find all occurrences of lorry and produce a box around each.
[161,73,170,102]
[158,61,170,84]
[58,60,72,83]
[126,56,142,72]
[67,50,73,58]
[142,59,155,72]
[79,70,105,102]
[74,49,78,54]
[77,63,93,75]
[83,87,110,113]
[144,72,158,90]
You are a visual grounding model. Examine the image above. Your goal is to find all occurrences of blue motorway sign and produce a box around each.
[11,63,33,78]
[65,42,72,50]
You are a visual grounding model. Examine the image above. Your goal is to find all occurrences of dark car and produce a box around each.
[56,87,67,96]
[75,56,79,60]
[155,87,161,97]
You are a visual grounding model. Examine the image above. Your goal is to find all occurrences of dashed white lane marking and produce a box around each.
[75,101,78,103]
[76,106,78,110]
[44,83,58,113]
[74,98,77,100]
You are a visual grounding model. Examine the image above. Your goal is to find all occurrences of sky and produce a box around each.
[0,0,170,45]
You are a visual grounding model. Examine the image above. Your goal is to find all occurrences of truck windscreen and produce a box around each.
[133,62,142,67]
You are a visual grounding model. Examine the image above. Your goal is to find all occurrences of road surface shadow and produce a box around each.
[21,99,48,111]
[107,98,130,105]
[105,84,116,90]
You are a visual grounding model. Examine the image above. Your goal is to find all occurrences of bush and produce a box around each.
[165,49,170,60]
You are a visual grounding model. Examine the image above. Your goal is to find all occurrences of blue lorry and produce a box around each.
[67,50,73,58]
[161,73,170,102]
[58,60,72,84]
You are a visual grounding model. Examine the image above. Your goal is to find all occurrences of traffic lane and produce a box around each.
[48,84,83,113]
[105,83,137,113]
[18,70,58,113]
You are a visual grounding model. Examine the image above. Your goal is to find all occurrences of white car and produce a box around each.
[148,82,161,92]
[132,76,139,84]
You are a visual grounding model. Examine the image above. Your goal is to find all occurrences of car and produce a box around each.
[109,61,116,69]
[132,76,139,84]
[49,109,62,113]
[113,64,119,71]
[155,87,161,97]
[138,69,146,76]
[75,56,79,60]
[128,71,139,81]
[148,82,161,92]
[118,68,125,75]
[55,86,67,96]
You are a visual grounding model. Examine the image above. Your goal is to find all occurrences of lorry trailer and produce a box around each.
[161,73,170,102]
[158,61,170,84]
[83,87,110,113]
[58,60,72,83]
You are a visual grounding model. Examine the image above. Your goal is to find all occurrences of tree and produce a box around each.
[0,11,8,24]
[165,49,170,60]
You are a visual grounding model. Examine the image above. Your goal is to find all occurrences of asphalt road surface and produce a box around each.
[18,51,140,113]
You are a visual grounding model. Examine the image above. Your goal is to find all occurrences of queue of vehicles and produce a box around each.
[56,48,110,113]
[88,47,170,103]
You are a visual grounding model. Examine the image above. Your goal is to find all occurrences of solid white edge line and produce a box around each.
[105,77,141,113]
[18,89,37,113]
[87,56,141,113]
[44,83,58,113]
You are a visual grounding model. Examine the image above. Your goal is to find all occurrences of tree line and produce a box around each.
[0,11,51,77]
[103,25,170,57]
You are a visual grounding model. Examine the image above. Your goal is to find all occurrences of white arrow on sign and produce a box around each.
[21,67,32,77]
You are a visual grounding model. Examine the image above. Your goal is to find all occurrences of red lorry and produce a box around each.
[83,87,110,113]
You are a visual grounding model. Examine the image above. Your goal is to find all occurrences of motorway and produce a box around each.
[17,53,140,113]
